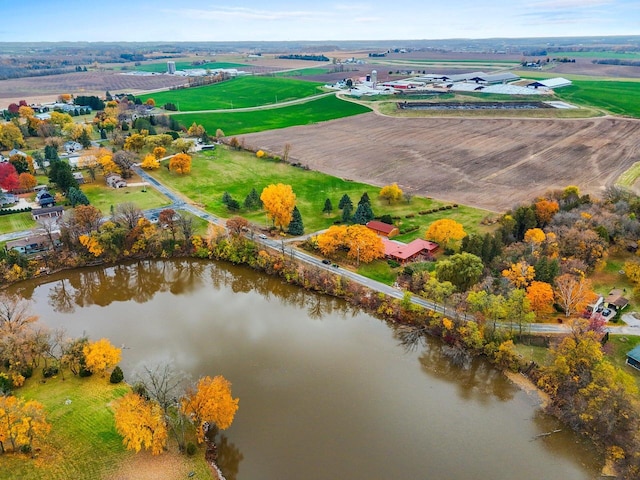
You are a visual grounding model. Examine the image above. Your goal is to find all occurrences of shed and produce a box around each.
[366,220,400,238]
[32,206,64,221]
[626,345,640,371]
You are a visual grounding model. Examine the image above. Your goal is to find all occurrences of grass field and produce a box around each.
[0,373,211,480]
[139,76,325,111]
[606,335,640,390]
[150,146,493,237]
[0,211,36,234]
[275,67,332,77]
[552,51,640,60]
[134,61,248,73]
[82,177,172,214]
[173,94,371,135]
[616,161,640,188]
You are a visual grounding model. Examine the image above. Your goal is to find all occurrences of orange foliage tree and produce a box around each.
[114,392,168,455]
[535,199,560,227]
[82,338,122,375]
[260,183,296,231]
[317,225,347,257]
[554,273,597,317]
[180,375,239,443]
[18,172,37,191]
[526,281,555,314]
[425,218,466,251]
[169,153,192,174]
[316,225,384,264]
[502,261,536,289]
[0,395,50,453]
[152,146,167,160]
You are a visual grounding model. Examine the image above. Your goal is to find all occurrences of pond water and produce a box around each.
[9,259,601,480]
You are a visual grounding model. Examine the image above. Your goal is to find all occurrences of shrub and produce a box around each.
[405,214,415,218]
[445,205,453,209]
[186,442,197,456]
[132,382,150,400]
[110,365,124,384]
[21,365,33,379]
[0,373,12,394]
[79,365,93,377]
[387,259,401,268]
[42,366,58,378]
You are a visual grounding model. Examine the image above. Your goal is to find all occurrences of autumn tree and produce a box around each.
[169,153,192,174]
[345,225,384,265]
[82,338,122,375]
[260,183,296,231]
[526,281,555,314]
[0,396,50,453]
[379,183,403,204]
[524,228,546,252]
[187,122,205,138]
[152,146,167,159]
[0,123,25,150]
[554,273,597,317]
[316,225,347,257]
[535,199,559,227]
[114,392,168,455]
[141,153,160,170]
[0,163,20,192]
[425,219,467,251]
[226,216,250,237]
[180,375,239,443]
[0,294,38,336]
[502,261,535,289]
[16,172,34,192]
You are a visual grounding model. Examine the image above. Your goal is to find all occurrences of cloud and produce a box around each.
[530,0,612,8]
[169,6,333,22]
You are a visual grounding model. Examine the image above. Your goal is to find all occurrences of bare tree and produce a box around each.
[114,202,143,230]
[0,294,38,335]
[282,142,291,163]
[37,216,60,250]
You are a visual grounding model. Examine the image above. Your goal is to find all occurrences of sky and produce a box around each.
[0,0,638,42]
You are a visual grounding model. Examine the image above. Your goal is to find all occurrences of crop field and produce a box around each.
[552,51,640,60]
[139,76,325,111]
[553,80,640,117]
[151,147,492,235]
[238,113,640,212]
[134,61,248,73]
[275,67,333,77]
[173,94,371,135]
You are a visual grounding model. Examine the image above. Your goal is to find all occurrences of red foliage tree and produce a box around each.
[0,162,20,191]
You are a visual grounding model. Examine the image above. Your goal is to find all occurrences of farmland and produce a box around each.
[173,94,371,135]
[134,61,248,73]
[139,76,325,111]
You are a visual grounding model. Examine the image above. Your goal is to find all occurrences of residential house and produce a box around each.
[72,172,85,184]
[105,173,127,188]
[5,232,61,255]
[64,141,83,154]
[626,345,640,371]
[366,220,400,238]
[381,237,439,264]
[604,289,629,312]
[35,189,55,207]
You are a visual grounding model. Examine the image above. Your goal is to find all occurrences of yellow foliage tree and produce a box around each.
[124,133,146,153]
[152,146,167,160]
[554,273,597,317]
[79,234,104,257]
[526,281,555,314]
[256,150,265,158]
[181,375,239,443]
[345,224,385,265]
[98,153,121,176]
[187,122,205,138]
[524,228,546,252]
[140,153,160,170]
[114,393,168,455]
[317,225,347,257]
[379,183,403,204]
[49,111,73,127]
[260,183,296,231]
[0,395,50,453]
[425,218,466,250]
[18,105,34,118]
[169,153,192,174]
[502,261,536,288]
[82,338,122,375]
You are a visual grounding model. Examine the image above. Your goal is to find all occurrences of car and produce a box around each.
[332,263,339,268]
[321,259,331,265]
[603,308,612,316]
[258,234,267,239]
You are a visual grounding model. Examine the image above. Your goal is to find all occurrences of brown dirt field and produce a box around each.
[239,113,640,212]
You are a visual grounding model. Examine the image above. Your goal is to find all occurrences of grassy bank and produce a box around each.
[172,94,371,135]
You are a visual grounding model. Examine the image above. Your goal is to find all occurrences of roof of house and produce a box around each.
[366,221,397,235]
[605,289,629,309]
[32,206,64,217]
[382,238,439,260]
[627,345,640,362]
[6,232,60,249]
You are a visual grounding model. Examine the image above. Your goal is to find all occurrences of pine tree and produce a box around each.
[244,188,262,210]
[352,202,374,224]
[44,144,59,161]
[342,203,353,224]
[79,129,92,149]
[68,187,90,207]
[358,192,370,206]
[338,194,352,210]
[322,198,333,214]
[288,206,304,235]
[222,191,232,206]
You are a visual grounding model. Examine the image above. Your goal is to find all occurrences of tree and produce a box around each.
[287,206,304,235]
[187,122,205,138]
[113,150,136,178]
[526,281,555,314]
[317,225,347,257]
[535,199,559,227]
[260,183,296,231]
[338,194,352,210]
[172,138,194,154]
[505,289,535,335]
[140,153,160,170]
[379,183,403,204]
[83,338,122,375]
[352,202,374,225]
[243,188,262,210]
[67,186,90,207]
[435,253,484,292]
[169,153,192,174]
[0,294,38,336]
[159,209,180,242]
[345,225,384,265]
[152,146,166,160]
[0,396,50,453]
[114,393,168,455]
[502,261,535,288]
[48,158,78,193]
[0,123,25,150]
[554,273,597,317]
[114,202,143,230]
[341,203,353,224]
[524,228,546,252]
[0,163,20,192]
[226,216,250,237]
[322,198,333,215]
[180,375,239,443]
[425,219,467,251]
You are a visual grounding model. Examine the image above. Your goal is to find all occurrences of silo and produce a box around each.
[167,61,176,74]
[371,70,377,87]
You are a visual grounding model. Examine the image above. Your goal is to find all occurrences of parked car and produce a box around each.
[321,259,331,265]
[603,308,612,316]
[258,234,267,239]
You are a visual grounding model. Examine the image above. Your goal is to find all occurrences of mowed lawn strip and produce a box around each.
[151,147,493,236]
[139,76,325,111]
[173,94,371,135]
[0,211,36,234]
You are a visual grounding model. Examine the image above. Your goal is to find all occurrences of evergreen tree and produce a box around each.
[78,128,92,149]
[341,203,353,224]
[288,206,304,235]
[68,187,90,207]
[222,191,232,206]
[48,159,78,193]
[100,129,107,140]
[227,198,240,211]
[243,188,262,210]
[322,198,333,214]
[352,202,374,225]
[338,194,352,210]
[379,214,393,225]
[358,192,370,206]
[44,144,59,161]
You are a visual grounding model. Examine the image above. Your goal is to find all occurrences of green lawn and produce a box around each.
[357,259,401,285]
[172,94,371,135]
[82,181,172,215]
[139,76,325,111]
[0,211,36,234]
[150,146,493,237]
[605,335,640,390]
[133,61,248,73]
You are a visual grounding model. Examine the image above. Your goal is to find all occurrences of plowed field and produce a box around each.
[240,113,640,211]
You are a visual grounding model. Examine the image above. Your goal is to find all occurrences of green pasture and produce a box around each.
[82,181,172,214]
[275,67,332,77]
[551,51,640,60]
[0,211,36,234]
[173,94,371,135]
[150,146,493,237]
[139,76,324,111]
[553,80,640,117]
[134,61,248,73]
[616,162,640,188]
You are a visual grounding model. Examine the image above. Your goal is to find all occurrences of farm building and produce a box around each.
[526,78,572,89]
[381,238,439,263]
[366,221,399,238]
[626,345,640,371]
[72,172,85,184]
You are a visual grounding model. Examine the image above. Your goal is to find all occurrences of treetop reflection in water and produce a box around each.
[11,259,600,480]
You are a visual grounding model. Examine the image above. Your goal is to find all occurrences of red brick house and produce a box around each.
[366,220,399,238]
[382,238,439,263]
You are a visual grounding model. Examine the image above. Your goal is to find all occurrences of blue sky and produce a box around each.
[0,0,638,42]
